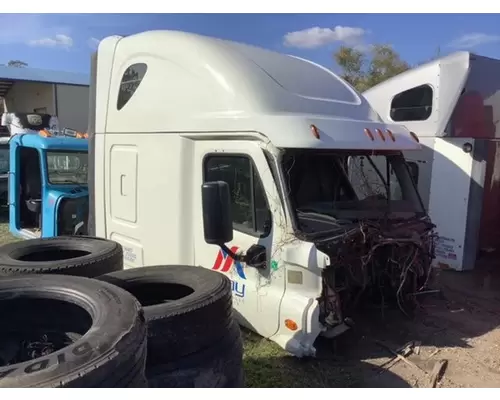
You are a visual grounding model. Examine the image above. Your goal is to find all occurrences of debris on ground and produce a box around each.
[428,359,448,388]
[372,338,448,388]
[414,341,421,355]
[374,340,426,374]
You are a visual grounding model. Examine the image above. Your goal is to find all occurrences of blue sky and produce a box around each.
[1,13,500,75]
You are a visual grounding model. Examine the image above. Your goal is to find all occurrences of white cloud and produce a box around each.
[449,33,500,49]
[28,34,73,48]
[88,37,101,50]
[283,26,367,49]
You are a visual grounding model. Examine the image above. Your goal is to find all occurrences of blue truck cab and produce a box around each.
[9,132,89,239]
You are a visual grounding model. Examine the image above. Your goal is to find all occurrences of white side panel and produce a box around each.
[109,145,138,223]
[94,35,125,238]
[363,51,470,138]
[55,84,89,132]
[94,134,106,238]
[3,82,54,114]
[435,55,471,135]
[363,64,440,135]
[402,137,436,210]
[103,133,195,269]
[428,137,484,270]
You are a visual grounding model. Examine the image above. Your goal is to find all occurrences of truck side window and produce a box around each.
[204,155,271,237]
[117,63,148,111]
[390,84,433,122]
[406,161,419,185]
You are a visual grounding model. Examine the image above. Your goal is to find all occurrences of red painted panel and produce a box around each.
[479,141,500,252]
[451,91,496,139]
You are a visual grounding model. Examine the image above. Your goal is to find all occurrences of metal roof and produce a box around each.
[10,133,88,151]
[0,65,89,98]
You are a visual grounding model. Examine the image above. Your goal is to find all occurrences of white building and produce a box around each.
[0,65,89,132]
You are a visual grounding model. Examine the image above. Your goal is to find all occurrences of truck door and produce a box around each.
[193,140,286,338]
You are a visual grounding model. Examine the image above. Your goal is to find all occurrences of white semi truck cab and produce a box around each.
[87,30,435,357]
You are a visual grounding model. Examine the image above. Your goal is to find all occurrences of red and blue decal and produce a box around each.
[212,246,246,280]
[212,246,246,298]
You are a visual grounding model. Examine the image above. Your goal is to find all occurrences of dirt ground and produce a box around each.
[243,256,500,388]
[318,258,500,388]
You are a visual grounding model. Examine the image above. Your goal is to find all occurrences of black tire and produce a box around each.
[0,236,123,278]
[147,320,244,388]
[96,265,235,364]
[0,274,147,388]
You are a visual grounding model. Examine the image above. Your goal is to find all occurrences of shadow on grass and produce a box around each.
[242,328,411,388]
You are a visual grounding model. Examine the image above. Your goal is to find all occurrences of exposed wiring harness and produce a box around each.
[317,218,437,325]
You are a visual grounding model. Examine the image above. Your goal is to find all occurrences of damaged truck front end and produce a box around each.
[280,149,436,341]
[316,216,436,334]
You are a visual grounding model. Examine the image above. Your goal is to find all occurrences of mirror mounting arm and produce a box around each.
[218,243,267,270]
[219,244,246,262]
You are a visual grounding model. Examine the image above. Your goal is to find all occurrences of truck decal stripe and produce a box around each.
[212,246,246,280]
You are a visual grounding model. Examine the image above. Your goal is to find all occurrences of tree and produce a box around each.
[334,44,410,92]
[1,60,28,68]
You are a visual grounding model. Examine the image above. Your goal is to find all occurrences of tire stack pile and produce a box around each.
[0,236,244,388]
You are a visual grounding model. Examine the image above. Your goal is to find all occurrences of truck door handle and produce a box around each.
[120,174,126,196]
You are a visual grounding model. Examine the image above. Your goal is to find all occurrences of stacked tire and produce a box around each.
[0,274,147,387]
[0,237,244,388]
[97,265,244,388]
[0,236,123,278]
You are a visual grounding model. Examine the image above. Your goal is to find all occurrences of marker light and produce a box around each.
[409,131,419,143]
[310,124,320,140]
[386,129,396,142]
[364,128,375,141]
[375,128,386,141]
[285,319,298,331]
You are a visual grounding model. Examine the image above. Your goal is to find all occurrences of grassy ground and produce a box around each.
[241,329,372,388]
[0,211,15,244]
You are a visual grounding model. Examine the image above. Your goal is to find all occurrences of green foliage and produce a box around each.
[334,44,410,92]
[0,60,28,68]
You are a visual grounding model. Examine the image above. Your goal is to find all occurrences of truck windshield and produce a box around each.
[281,150,424,230]
[46,151,88,185]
